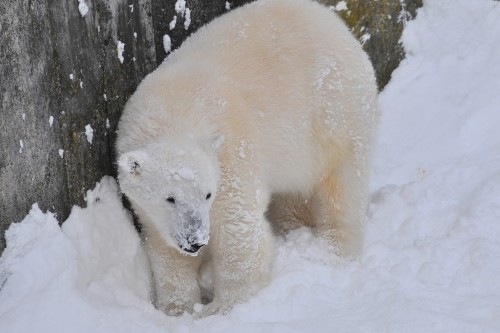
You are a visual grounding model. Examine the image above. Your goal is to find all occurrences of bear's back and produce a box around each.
[117,0,378,179]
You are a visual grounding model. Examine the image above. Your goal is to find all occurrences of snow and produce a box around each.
[174,166,196,181]
[18,140,23,154]
[184,8,191,30]
[58,149,64,159]
[175,0,186,16]
[1,0,500,332]
[78,0,89,17]
[360,33,370,45]
[170,16,177,30]
[49,116,54,127]
[225,2,231,11]
[163,34,172,54]
[85,124,93,144]
[117,40,125,64]
[334,1,347,12]
[398,0,411,23]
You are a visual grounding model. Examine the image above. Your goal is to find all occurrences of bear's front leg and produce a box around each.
[202,200,274,316]
[143,226,203,316]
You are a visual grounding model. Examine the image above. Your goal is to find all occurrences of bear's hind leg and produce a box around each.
[311,157,369,258]
[266,193,314,235]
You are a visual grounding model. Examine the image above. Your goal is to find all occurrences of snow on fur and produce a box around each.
[1,0,500,332]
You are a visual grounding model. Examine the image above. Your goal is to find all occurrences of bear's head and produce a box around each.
[117,136,223,255]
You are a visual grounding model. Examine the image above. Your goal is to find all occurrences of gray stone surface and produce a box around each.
[0,0,156,252]
[320,0,423,90]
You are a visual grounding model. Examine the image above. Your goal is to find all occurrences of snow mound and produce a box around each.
[374,0,500,186]
[0,177,156,332]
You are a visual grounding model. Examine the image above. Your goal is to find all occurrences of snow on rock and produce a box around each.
[59,149,64,159]
[163,34,172,54]
[184,8,191,30]
[49,116,54,127]
[225,2,231,11]
[361,33,371,45]
[18,140,23,154]
[85,124,93,144]
[78,0,89,17]
[175,0,186,16]
[1,0,500,332]
[334,1,347,12]
[117,40,125,64]
[169,15,177,30]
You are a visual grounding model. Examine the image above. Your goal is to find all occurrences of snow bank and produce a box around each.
[373,0,500,186]
[0,178,156,332]
[1,0,500,332]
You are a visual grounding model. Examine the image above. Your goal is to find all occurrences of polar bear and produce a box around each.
[116,0,378,317]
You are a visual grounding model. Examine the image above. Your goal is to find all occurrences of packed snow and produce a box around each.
[1,0,500,332]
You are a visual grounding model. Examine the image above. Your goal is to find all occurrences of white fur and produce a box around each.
[116,0,378,317]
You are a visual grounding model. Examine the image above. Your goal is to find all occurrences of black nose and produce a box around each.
[183,243,204,253]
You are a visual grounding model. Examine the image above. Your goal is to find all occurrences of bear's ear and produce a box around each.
[209,133,225,152]
[118,150,150,176]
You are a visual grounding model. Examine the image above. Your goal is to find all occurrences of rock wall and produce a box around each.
[321,0,423,89]
[0,0,157,252]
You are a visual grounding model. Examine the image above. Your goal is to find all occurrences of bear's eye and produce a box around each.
[166,197,176,204]
[206,193,212,200]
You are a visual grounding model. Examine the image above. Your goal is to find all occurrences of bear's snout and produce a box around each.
[179,236,207,254]
[177,214,209,254]
[182,242,205,253]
